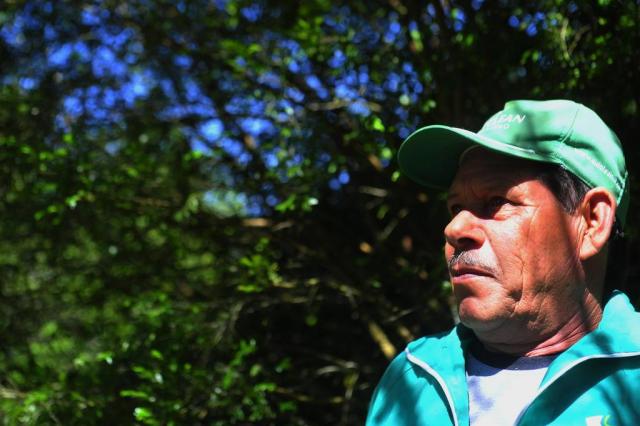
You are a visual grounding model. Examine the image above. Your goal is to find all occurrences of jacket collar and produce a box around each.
[406,325,474,425]
[541,290,640,384]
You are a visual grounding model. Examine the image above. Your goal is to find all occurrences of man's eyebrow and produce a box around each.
[445,181,517,203]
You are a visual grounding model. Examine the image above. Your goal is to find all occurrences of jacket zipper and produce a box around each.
[514,351,640,424]
[405,348,460,426]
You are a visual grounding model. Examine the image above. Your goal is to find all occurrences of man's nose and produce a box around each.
[444,210,485,251]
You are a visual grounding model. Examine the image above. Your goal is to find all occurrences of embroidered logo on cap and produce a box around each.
[482,113,527,131]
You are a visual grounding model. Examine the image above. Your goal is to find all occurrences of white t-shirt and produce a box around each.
[466,345,557,426]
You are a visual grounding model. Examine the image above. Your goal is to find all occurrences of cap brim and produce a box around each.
[397,124,548,189]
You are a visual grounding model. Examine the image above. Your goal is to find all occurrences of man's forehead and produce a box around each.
[448,149,540,195]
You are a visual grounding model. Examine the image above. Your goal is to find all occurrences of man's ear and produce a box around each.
[578,187,617,261]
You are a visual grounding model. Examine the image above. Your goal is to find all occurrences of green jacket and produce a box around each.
[367,291,640,425]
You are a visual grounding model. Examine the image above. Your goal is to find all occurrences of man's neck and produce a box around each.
[478,298,603,357]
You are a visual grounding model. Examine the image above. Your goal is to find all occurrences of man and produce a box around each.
[366,100,640,425]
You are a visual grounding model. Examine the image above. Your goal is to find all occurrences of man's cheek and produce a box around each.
[491,234,522,268]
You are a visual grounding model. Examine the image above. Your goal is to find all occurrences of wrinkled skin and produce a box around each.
[444,149,602,354]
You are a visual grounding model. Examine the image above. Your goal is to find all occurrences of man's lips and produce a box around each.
[449,265,494,279]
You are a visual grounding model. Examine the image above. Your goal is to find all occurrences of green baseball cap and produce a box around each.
[398,99,629,227]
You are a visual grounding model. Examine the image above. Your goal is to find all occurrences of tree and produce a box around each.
[0,0,638,424]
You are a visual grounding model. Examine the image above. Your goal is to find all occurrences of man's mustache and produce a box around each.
[448,251,499,277]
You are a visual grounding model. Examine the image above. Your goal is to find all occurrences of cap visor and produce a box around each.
[397,124,543,189]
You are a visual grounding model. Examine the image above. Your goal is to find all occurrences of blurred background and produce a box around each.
[0,0,638,424]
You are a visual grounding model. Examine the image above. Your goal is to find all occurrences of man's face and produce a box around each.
[444,149,584,338]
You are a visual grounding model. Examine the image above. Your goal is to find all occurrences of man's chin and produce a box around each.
[457,299,508,332]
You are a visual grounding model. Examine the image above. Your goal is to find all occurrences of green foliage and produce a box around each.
[0,0,639,424]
